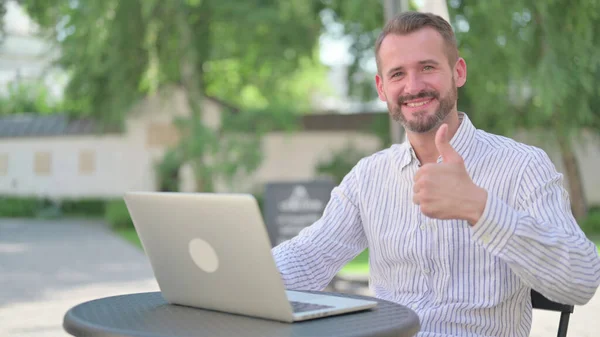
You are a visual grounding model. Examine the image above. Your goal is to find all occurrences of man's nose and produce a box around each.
[404,73,426,96]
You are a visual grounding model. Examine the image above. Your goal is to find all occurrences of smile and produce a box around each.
[404,98,434,108]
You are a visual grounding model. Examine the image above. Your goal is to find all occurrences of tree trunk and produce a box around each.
[383,0,408,145]
[177,0,212,192]
[556,133,588,221]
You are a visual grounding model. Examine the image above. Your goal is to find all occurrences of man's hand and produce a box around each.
[413,124,488,225]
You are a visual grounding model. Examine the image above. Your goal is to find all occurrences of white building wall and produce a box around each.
[0,135,148,198]
[256,131,379,183]
[0,130,382,199]
[1,125,599,205]
[215,131,382,193]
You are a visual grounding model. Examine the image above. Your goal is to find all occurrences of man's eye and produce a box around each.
[423,65,434,71]
[392,72,403,78]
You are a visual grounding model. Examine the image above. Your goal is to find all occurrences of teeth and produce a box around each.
[406,100,431,107]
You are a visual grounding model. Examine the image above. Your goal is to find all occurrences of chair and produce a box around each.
[531,289,574,337]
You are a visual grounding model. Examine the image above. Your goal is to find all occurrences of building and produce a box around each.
[0,0,66,100]
[0,87,383,199]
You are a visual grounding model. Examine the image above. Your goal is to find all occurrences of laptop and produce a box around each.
[123,191,377,323]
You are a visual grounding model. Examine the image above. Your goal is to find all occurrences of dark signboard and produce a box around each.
[263,180,336,247]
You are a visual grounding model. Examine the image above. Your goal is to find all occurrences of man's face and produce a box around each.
[375,27,466,134]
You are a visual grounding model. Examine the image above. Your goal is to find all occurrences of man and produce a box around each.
[271,11,600,337]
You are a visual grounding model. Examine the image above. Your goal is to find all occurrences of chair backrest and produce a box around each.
[531,289,574,337]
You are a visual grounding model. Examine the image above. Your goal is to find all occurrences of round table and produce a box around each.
[63,291,420,337]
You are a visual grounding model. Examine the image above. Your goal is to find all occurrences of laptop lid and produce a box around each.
[123,192,296,322]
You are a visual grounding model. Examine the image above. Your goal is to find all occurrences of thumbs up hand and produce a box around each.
[413,124,487,225]
[434,123,463,164]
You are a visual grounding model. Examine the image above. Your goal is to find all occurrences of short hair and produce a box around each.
[375,11,458,73]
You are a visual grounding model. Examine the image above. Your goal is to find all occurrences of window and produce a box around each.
[146,122,180,148]
[0,153,7,175]
[79,150,95,174]
[34,152,52,175]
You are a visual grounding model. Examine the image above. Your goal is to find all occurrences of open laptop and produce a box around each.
[123,191,377,323]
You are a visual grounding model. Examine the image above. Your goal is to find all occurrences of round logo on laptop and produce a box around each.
[188,238,219,273]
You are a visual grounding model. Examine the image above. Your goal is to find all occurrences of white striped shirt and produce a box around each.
[272,112,600,337]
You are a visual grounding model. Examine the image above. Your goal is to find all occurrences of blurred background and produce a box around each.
[0,0,599,336]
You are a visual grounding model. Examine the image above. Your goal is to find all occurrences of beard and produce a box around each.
[389,82,457,133]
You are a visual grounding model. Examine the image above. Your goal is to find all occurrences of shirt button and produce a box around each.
[481,234,491,244]
[423,268,431,274]
[420,224,426,230]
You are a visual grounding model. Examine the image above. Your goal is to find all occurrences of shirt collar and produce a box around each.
[393,112,476,171]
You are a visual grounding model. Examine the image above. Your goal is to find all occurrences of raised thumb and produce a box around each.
[435,124,461,163]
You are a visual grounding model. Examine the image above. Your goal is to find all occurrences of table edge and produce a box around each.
[63,292,160,337]
[62,291,421,337]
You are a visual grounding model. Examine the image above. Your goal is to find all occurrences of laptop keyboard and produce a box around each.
[290,301,335,313]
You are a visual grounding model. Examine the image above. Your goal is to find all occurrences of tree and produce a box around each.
[0,81,60,115]
[449,1,600,220]
[316,0,599,221]
[19,0,330,192]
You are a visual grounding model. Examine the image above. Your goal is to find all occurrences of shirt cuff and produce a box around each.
[470,194,520,256]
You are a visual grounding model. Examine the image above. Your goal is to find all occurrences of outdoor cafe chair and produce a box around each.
[531,289,574,337]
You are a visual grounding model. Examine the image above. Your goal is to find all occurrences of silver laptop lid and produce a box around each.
[123,192,295,321]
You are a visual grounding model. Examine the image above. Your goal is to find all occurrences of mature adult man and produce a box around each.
[271,11,600,337]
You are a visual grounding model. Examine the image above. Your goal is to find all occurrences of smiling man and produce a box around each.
[271,11,600,337]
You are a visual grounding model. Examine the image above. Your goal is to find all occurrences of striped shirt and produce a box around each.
[271,112,600,337]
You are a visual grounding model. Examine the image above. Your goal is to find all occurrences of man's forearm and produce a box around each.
[271,180,368,291]
[471,194,600,305]
[272,236,333,290]
[272,221,367,291]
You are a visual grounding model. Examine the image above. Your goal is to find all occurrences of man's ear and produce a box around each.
[454,57,467,88]
[376,74,386,101]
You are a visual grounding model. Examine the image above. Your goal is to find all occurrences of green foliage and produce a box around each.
[0,196,136,231]
[581,207,600,235]
[163,103,302,192]
[339,249,369,275]
[318,2,382,101]
[155,149,183,192]
[315,114,389,185]
[105,199,134,230]
[0,82,83,115]
[0,3,6,39]
[319,0,420,101]
[217,105,300,179]
[0,196,113,218]
[447,1,600,219]
[59,198,107,216]
[19,0,151,127]
[315,143,368,184]
[18,0,333,191]
[368,113,392,148]
[0,197,50,217]
[20,0,329,124]
[115,228,143,249]
[448,1,600,137]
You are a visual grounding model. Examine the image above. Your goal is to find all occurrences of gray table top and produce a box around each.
[63,291,420,337]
